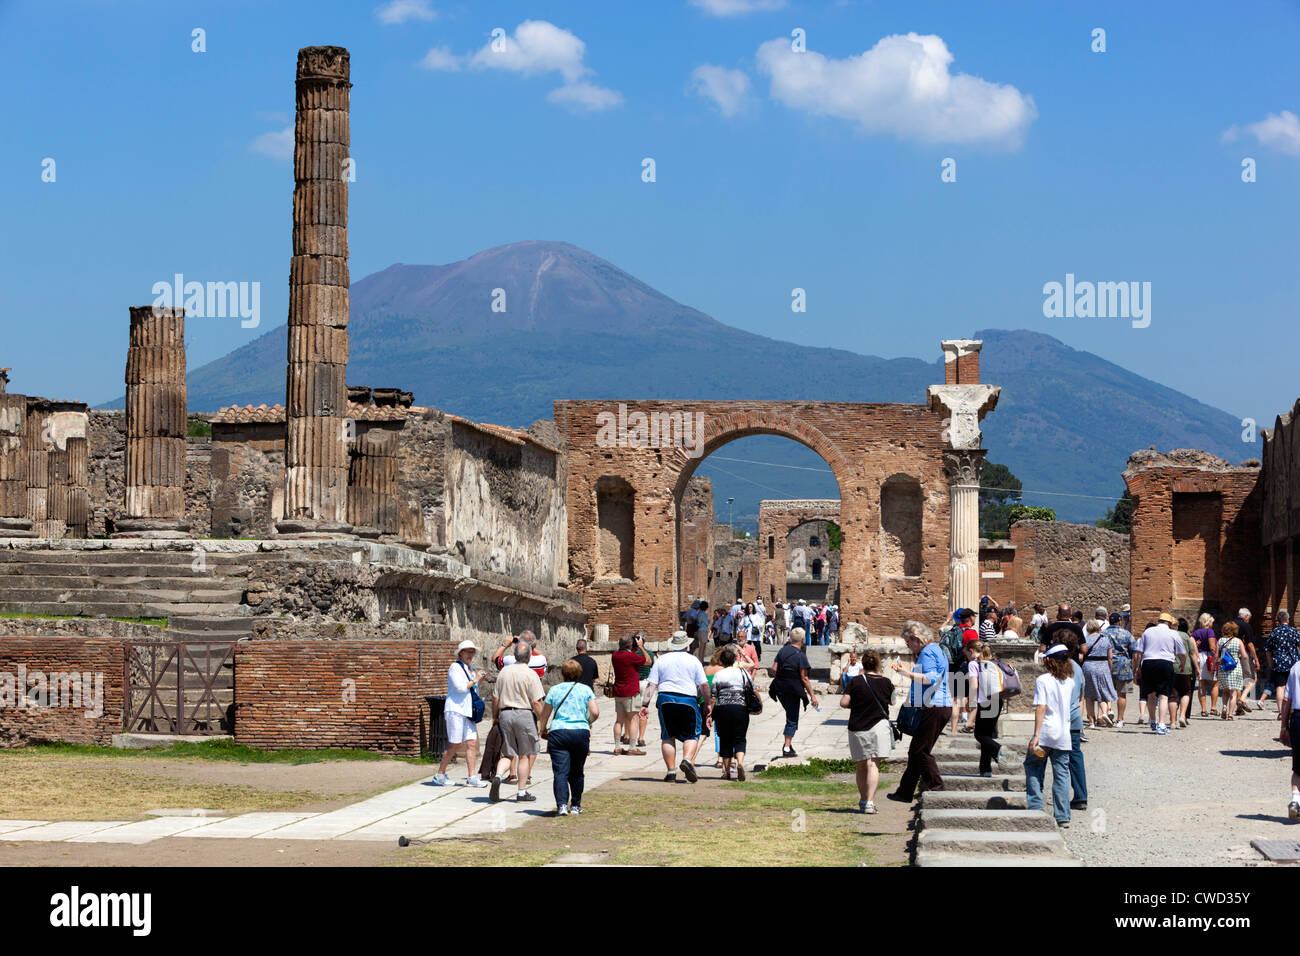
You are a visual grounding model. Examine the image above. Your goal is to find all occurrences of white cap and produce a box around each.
[456,640,478,654]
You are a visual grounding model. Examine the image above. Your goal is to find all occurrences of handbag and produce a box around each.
[1220,644,1238,673]
[742,671,763,715]
[896,704,924,737]
[541,681,578,739]
[458,660,485,723]
[859,673,902,743]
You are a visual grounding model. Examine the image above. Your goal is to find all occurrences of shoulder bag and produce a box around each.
[458,660,485,723]
[860,674,902,742]
[742,670,763,715]
[541,681,578,739]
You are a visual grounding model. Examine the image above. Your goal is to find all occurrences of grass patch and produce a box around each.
[186,418,213,438]
[6,739,436,764]
[756,757,858,779]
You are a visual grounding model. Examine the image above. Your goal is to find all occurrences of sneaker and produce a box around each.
[556,804,569,816]
[863,801,877,814]
[783,747,798,758]
[885,792,912,803]
[736,765,746,782]
[1289,800,1300,821]
[489,775,503,803]
[628,748,646,756]
[1149,721,1158,732]
[1115,721,1124,729]
[664,772,677,782]
[1179,718,1188,728]
[1071,800,1088,810]
[516,791,537,803]
[570,806,582,815]
[432,772,451,786]
[465,776,487,788]
[1058,820,1070,829]
[680,760,699,783]
[1155,724,1168,735]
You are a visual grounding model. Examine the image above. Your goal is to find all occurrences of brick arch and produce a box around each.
[555,399,955,637]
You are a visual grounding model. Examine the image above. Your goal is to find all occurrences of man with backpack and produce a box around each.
[939,610,969,733]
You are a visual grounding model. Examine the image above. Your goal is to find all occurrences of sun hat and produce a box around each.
[1157,612,1177,626]
[1121,604,1131,613]
[1044,643,1070,659]
[455,640,478,654]
[667,630,692,650]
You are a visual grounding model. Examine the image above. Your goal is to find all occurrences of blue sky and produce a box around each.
[2,0,1297,430]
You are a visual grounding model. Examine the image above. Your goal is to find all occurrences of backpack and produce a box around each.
[685,613,699,638]
[939,623,965,671]
[994,659,1022,700]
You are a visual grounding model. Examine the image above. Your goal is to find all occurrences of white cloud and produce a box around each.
[1221,110,1300,156]
[376,0,435,25]
[420,20,623,113]
[469,20,588,83]
[755,32,1036,147]
[691,0,786,15]
[547,81,624,113]
[690,65,753,117]
[420,45,461,71]
[249,126,293,162]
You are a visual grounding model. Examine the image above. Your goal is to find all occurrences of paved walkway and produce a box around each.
[0,690,851,846]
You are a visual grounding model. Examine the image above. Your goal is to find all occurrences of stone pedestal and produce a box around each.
[278,45,354,537]
[115,306,190,538]
[945,449,985,614]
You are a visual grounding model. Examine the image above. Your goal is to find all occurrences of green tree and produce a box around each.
[825,521,842,551]
[979,462,1023,538]
[1008,504,1056,525]
[1096,490,1134,533]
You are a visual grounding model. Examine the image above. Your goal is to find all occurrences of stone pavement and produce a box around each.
[0,687,851,847]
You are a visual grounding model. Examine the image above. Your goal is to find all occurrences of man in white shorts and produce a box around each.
[434,641,488,787]
[490,642,545,803]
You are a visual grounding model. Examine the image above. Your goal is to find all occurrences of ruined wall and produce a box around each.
[0,637,125,747]
[998,520,1129,614]
[209,422,284,539]
[444,419,567,590]
[233,640,447,755]
[395,411,447,549]
[757,500,840,606]
[560,399,952,637]
[1261,400,1300,624]
[678,475,714,606]
[1124,450,1263,628]
[710,535,759,610]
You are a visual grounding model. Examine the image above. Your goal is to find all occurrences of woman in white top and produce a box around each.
[434,641,489,788]
[1025,644,1076,827]
[1003,614,1023,642]
[710,646,752,781]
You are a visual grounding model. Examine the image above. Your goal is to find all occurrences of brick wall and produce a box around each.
[999,520,1130,615]
[677,476,714,606]
[757,500,840,606]
[1125,452,1264,628]
[0,636,125,747]
[233,640,455,755]
[558,399,952,637]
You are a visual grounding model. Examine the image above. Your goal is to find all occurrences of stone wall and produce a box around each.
[710,535,758,611]
[0,636,125,747]
[233,640,447,755]
[677,475,713,607]
[1261,400,1300,626]
[1124,450,1264,628]
[209,422,284,538]
[757,500,841,606]
[997,520,1130,614]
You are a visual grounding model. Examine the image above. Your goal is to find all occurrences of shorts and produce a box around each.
[498,708,539,757]
[1112,678,1132,696]
[445,710,478,744]
[1242,655,1257,681]
[1291,714,1300,775]
[657,692,701,742]
[1172,673,1194,700]
[848,722,893,761]
[1274,668,1293,689]
[1141,660,1175,698]
[615,695,640,715]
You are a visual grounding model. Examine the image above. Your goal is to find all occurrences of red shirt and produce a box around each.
[962,627,980,645]
[611,650,647,697]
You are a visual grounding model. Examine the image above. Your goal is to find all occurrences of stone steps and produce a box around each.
[915,853,1082,868]
[0,587,244,605]
[935,773,1026,792]
[916,828,1071,857]
[918,808,1058,833]
[918,790,1029,810]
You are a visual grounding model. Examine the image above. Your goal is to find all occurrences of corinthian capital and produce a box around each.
[943,449,986,485]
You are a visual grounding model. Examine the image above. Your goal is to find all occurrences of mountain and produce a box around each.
[140,240,1245,523]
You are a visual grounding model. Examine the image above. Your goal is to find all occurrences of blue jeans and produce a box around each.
[547,729,590,809]
[1024,747,1071,823]
[1069,729,1088,803]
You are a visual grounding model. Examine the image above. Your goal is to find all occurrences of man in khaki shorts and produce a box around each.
[490,642,545,803]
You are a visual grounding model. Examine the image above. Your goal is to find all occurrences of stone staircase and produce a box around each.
[0,549,253,639]
[908,720,1082,867]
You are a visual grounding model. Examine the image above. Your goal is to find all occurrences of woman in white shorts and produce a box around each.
[433,641,488,788]
[839,648,895,814]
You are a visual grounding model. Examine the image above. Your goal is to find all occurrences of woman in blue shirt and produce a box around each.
[540,659,599,816]
[888,621,953,803]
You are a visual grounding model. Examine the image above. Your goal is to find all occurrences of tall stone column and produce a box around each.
[116,305,189,537]
[0,374,35,537]
[24,400,50,537]
[945,449,985,614]
[278,45,353,536]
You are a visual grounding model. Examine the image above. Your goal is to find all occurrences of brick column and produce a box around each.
[115,305,189,537]
[278,45,353,537]
[945,449,985,613]
[0,382,35,537]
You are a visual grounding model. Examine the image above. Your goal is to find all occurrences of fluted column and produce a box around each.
[278,45,353,536]
[115,305,189,537]
[945,449,985,613]
[0,388,35,537]
[347,425,399,538]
